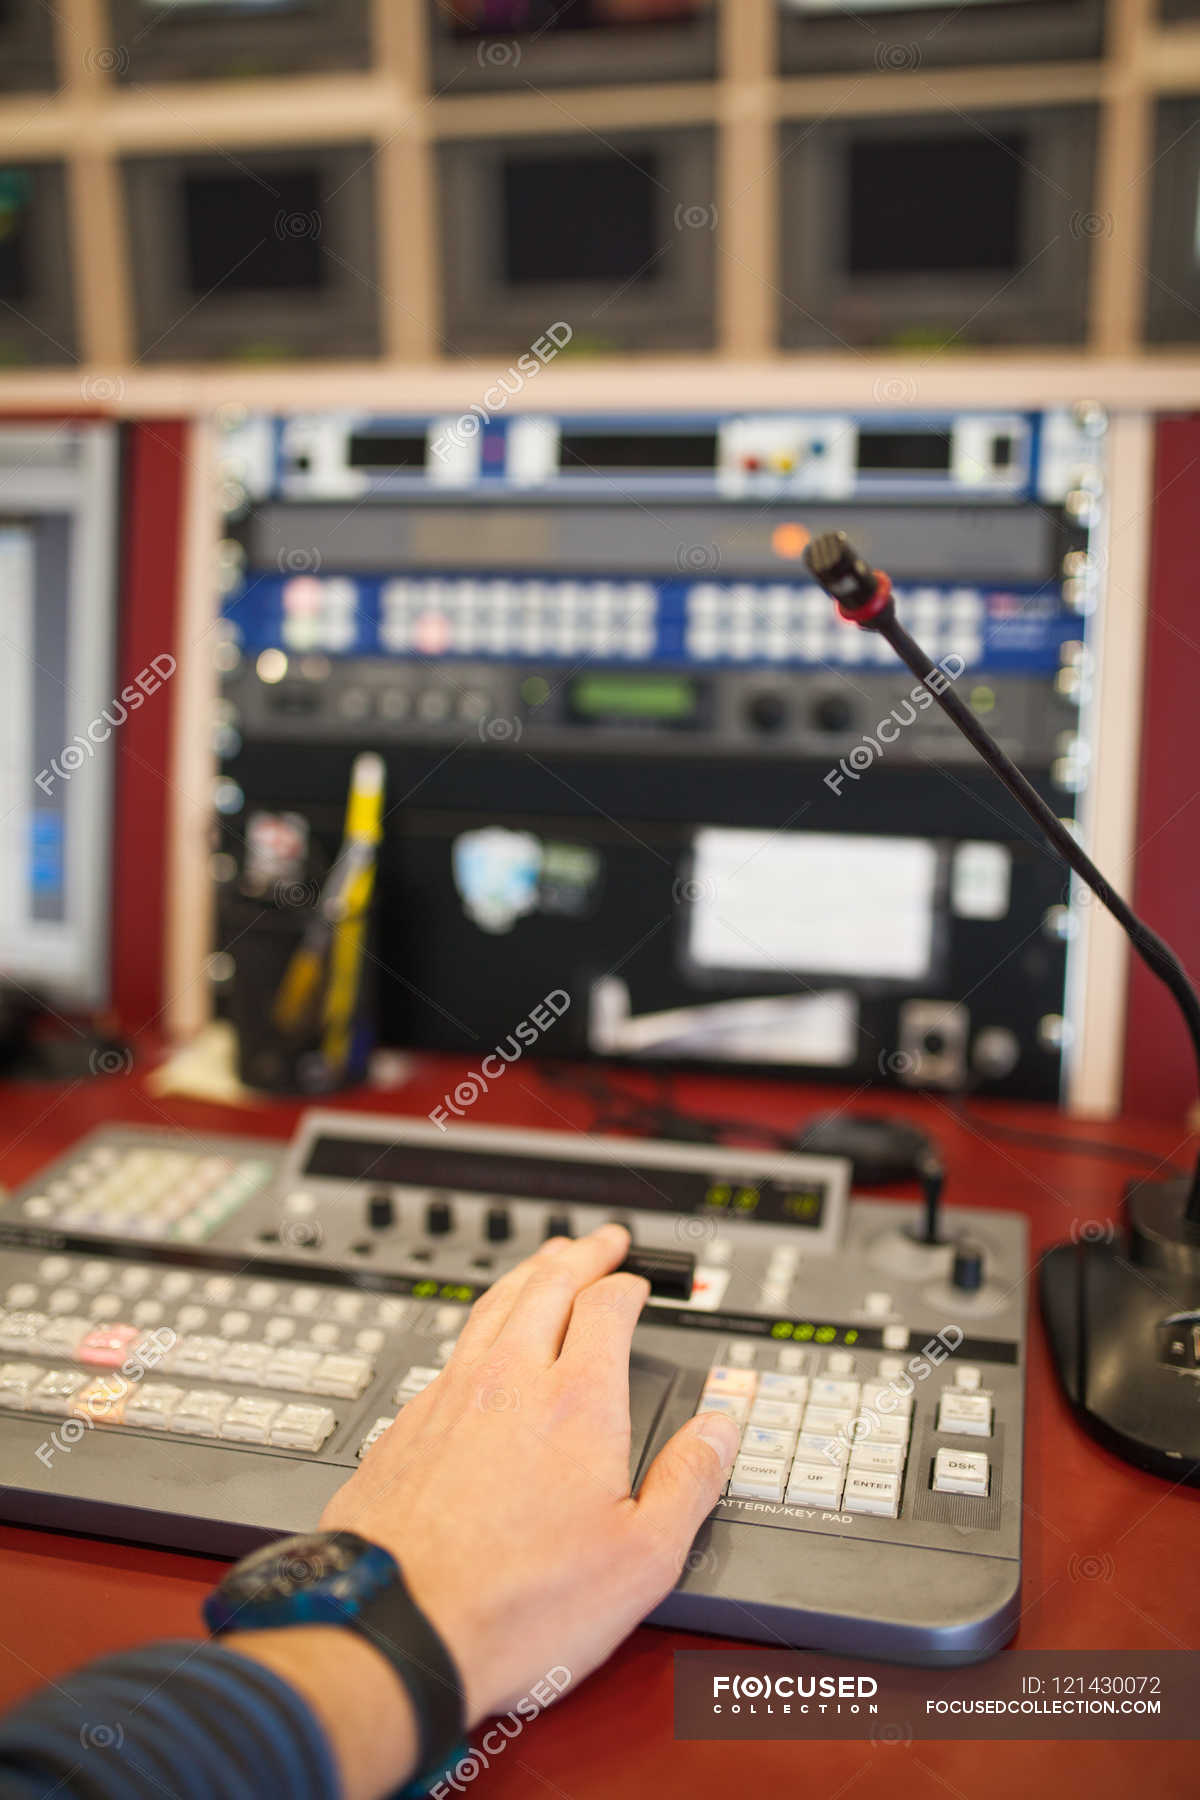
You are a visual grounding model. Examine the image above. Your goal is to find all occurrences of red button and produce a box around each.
[77,1324,140,1367]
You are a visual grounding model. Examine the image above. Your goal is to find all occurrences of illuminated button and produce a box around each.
[937,1392,992,1437]
[73,1380,129,1425]
[933,1446,989,1497]
[785,1463,844,1507]
[704,1365,757,1399]
[728,1455,788,1503]
[76,1324,141,1368]
[843,1471,901,1518]
[882,1325,911,1352]
[954,1365,984,1391]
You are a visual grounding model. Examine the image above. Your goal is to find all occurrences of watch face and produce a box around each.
[221,1531,373,1606]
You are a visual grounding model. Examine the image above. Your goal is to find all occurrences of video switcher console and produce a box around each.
[0,1113,1027,1664]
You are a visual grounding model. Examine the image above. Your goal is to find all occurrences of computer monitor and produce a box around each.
[0,163,78,365]
[108,0,371,83]
[429,0,716,90]
[0,0,57,92]
[121,144,380,362]
[0,425,119,1010]
[778,0,1103,70]
[1146,95,1200,343]
[438,128,717,353]
[779,107,1098,348]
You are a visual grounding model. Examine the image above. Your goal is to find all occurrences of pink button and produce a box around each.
[77,1324,140,1367]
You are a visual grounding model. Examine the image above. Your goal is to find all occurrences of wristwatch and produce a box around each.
[204,1530,466,1793]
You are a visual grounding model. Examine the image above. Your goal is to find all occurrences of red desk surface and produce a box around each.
[1,1057,1197,1798]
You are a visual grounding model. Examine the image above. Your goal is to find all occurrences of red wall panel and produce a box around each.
[1122,414,1200,1123]
[110,421,189,1034]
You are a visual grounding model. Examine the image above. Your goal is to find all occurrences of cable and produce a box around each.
[803,529,1200,1219]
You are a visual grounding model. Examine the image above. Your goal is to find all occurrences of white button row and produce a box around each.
[0,1363,337,1451]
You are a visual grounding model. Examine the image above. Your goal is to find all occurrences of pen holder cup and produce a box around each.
[217,886,376,1096]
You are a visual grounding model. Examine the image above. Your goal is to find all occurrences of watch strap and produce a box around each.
[352,1568,466,1787]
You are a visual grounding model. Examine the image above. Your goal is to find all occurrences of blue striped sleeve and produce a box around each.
[0,1639,340,1800]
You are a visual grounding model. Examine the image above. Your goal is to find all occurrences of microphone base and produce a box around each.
[1127,1174,1200,1277]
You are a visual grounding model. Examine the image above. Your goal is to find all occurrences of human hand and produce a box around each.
[319,1222,740,1725]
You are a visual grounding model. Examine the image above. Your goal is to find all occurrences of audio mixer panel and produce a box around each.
[0,1115,1026,1663]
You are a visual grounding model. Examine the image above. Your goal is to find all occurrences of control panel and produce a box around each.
[0,1115,1027,1663]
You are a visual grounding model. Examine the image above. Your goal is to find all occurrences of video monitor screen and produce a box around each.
[446,1,704,34]
[502,149,660,285]
[183,167,326,294]
[0,170,31,303]
[847,134,1024,276]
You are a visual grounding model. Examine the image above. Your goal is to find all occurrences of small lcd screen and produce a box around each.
[847,134,1024,276]
[0,171,32,303]
[447,1,704,35]
[347,432,427,470]
[302,1134,828,1227]
[502,150,660,285]
[183,167,326,294]
[570,674,698,721]
[560,432,717,471]
[857,431,953,473]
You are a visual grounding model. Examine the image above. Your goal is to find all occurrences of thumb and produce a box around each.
[633,1410,739,1579]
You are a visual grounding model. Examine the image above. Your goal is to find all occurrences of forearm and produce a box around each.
[224,1627,420,1800]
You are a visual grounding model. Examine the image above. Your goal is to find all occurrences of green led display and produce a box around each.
[571,673,697,721]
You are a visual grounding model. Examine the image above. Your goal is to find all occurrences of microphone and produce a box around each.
[802,530,1200,1240]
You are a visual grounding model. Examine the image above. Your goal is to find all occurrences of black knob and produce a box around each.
[545,1212,572,1240]
[813,693,854,734]
[951,1240,986,1293]
[745,690,788,735]
[426,1198,453,1236]
[485,1206,511,1243]
[367,1192,394,1232]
